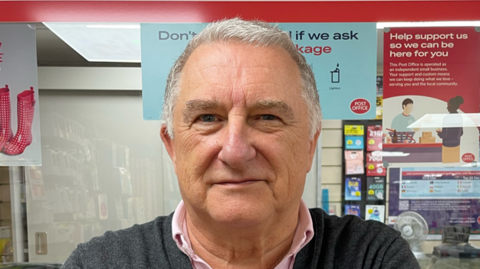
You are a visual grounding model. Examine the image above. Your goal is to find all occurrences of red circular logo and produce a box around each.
[350,98,371,114]
[477,216,480,225]
[462,153,475,163]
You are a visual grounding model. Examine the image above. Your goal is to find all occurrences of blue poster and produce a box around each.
[141,23,377,120]
[279,23,377,120]
[141,23,205,120]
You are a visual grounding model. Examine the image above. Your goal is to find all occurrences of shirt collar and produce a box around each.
[172,199,314,263]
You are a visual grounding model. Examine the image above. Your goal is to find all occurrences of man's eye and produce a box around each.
[260,114,278,121]
[199,114,217,122]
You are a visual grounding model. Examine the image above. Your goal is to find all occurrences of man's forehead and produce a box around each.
[176,41,304,113]
[184,41,295,70]
[180,42,300,86]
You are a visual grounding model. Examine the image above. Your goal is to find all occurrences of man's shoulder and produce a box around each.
[298,208,419,269]
[87,215,170,246]
[62,214,181,268]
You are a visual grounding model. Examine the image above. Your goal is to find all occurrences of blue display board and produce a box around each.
[141,23,377,120]
[400,167,480,199]
[389,167,480,239]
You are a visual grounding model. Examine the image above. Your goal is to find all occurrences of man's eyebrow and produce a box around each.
[183,99,219,122]
[253,100,295,120]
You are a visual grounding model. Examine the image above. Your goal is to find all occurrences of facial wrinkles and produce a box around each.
[183,99,219,124]
[235,109,303,208]
[230,57,307,202]
[175,43,312,211]
[269,136,305,205]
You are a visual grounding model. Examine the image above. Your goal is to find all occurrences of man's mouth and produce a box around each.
[214,180,262,186]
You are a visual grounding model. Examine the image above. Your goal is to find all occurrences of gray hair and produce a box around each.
[162,18,322,139]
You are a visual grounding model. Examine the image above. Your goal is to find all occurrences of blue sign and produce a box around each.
[141,23,205,120]
[141,23,377,120]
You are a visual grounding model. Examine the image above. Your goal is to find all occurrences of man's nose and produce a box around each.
[217,117,256,169]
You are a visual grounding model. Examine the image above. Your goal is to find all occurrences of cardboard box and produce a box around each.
[420,137,436,144]
[422,132,432,138]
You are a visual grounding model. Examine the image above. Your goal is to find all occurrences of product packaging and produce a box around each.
[366,152,385,176]
[345,136,364,150]
[345,150,364,175]
[367,177,385,200]
[345,204,361,217]
[345,177,362,201]
[367,125,383,151]
[365,205,385,222]
[344,125,365,136]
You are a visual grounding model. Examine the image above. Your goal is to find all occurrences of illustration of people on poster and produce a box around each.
[382,27,480,167]
[0,24,42,165]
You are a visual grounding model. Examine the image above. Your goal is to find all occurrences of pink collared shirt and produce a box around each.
[172,200,314,269]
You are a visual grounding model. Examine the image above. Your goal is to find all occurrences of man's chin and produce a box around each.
[205,197,274,228]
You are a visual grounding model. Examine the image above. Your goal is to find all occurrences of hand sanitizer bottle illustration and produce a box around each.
[330,63,340,83]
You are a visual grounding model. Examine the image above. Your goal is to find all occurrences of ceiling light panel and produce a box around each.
[43,22,141,62]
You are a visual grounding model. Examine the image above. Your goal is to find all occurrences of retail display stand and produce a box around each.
[341,120,386,222]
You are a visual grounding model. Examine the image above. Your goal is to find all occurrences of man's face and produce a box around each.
[403,103,413,114]
[161,42,319,227]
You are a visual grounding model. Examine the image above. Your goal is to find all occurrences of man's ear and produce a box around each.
[306,127,321,173]
[309,129,321,158]
[160,124,177,171]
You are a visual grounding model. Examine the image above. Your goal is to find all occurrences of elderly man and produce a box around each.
[63,18,419,269]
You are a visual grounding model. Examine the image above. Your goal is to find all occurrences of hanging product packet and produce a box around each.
[345,204,361,217]
[367,125,383,151]
[345,135,364,150]
[367,176,385,200]
[365,205,385,222]
[345,150,364,175]
[345,176,362,201]
[366,152,386,176]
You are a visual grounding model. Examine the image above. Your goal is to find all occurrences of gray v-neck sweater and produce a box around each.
[62,208,420,268]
